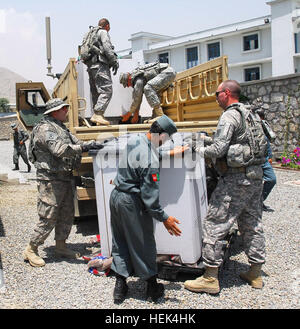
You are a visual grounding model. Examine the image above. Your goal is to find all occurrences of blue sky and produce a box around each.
[0,0,271,89]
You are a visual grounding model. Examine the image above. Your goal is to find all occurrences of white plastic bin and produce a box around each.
[90,133,207,264]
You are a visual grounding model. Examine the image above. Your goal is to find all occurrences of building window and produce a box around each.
[244,67,260,81]
[158,52,169,63]
[186,46,198,69]
[243,33,259,51]
[207,42,220,61]
[295,33,300,53]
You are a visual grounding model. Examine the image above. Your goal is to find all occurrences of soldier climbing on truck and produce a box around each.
[119,62,176,124]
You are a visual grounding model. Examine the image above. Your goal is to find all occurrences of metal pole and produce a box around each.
[45,17,56,78]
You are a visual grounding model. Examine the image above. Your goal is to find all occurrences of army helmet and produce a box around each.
[10,123,17,129]
[44,98,70,115]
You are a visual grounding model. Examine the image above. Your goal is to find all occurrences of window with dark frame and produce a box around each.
[243,34,259,51]
[244,67,260,81]
[158,52,169,64]
[295,33,300,53]
[186,46,199,69]
[208,42,220,60]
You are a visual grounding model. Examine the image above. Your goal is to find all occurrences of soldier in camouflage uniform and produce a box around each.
[184,80,266,294]
[11,123,31,172]
[23,98,100,267]
[85,18,119,126]
[119,62,176,124]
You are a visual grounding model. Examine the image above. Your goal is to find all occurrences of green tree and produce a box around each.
[0,98,10,113]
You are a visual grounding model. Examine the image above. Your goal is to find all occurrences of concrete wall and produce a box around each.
[270,0,296,76]
[241,73,300,158]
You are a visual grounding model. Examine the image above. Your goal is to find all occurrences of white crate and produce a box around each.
[91,133,207,264]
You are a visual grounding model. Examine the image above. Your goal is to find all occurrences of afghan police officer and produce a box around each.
[184,80,266,294]
[110,115,187,303]
[85,18,119,126]
[23,98,101,267]
[10,123,31,172]
[119,62,176,124]
[256,108,277,211]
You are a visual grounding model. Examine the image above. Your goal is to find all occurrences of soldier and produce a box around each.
[184,80,266,294]
[110,115,187,303]
[23,98,101,267]
[119,62,176,124]
[85,18,119,126]
[10,123,31,172]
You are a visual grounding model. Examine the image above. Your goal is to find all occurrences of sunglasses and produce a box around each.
[215,90,225,98]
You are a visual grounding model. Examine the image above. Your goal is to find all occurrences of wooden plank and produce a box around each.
[76,187,96,200]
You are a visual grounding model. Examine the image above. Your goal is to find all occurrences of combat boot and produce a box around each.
[55,240,81,259]
[184,266,220,294]
[90,113,110,126]
[144,106,164,124]
[146,276,164,302]
[23,242,45,267]
[12,164,19,171]
[113,274,128,304]
[239,264,263,289]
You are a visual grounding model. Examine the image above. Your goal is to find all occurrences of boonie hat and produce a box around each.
[119,72,129,88]
[156,115,177,136]
[10,123,17,129]
[44,98,70,115]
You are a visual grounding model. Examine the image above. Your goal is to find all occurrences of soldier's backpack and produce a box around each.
[79,26,101,64]
[226,103,268,168]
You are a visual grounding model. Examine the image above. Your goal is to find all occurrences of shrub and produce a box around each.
[279,147,300,169]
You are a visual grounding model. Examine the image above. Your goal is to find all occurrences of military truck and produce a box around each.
[15,55,228,217]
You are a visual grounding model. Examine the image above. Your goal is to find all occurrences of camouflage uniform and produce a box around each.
[12,128,30,167]
[200,103,265,267]
[28,115,83,246]
[86,28,118,115]
[128,62,176,114]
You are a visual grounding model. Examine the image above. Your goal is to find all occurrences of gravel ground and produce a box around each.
[0,140,299,310]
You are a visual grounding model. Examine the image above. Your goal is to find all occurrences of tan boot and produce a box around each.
[184,266,220,294]
[55,240,81,259]
[240,264,263,289]
[90,113,110,126]
[144,106,164,124]
[23,243,45,267]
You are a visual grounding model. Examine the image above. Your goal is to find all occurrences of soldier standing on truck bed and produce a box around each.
[23,98,102,267]
[10,123,31,172]
[80,18,119,126]
[119,62,176,124]
[184,80,267,294]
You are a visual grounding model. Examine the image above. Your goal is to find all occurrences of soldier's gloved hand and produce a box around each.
[193,146,205,157]
[81,141,103,152]
[93,141,104,149]
[112,62,119,76]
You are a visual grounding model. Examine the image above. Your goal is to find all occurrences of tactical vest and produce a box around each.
[226,103,268,168]
[131,62,167,85]
[29,117,81,179]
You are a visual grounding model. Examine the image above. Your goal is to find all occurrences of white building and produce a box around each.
[117,0,300,82]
